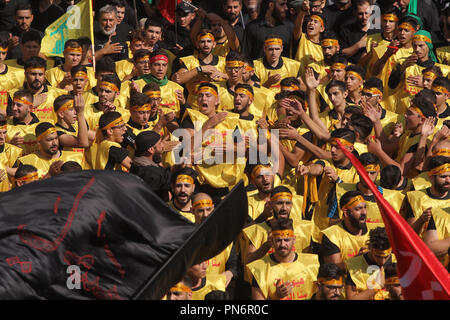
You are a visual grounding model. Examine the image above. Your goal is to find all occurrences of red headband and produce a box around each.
[150,54,169,64]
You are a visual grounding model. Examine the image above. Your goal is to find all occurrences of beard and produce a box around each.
[435,181,450,194]
[100,24,116,36]
[349,212,366,230]
[153,151,162,164]
[29,80,43,91]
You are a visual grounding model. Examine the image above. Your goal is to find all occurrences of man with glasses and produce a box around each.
[310,263,344,300]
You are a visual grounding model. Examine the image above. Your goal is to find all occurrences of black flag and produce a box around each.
[0,170,248,300]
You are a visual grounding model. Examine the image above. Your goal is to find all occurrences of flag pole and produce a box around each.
[89,0,96,73]
[132,0,139,29]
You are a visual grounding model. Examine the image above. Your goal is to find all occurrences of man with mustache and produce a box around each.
[222,0,249,46]
[16,121,83,178]
[6,2,43,60]
[247,217,319,300]
[94,5,128,62]
[318,190,370,272]
[242,0,293,60]
[310,263,344,300]
[403,156,450,253]
[168,167,198,223]
[346,227,394,300]
[12,56,67,125]
[244,186,314,265]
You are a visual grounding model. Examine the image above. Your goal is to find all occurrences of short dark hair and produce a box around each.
[331,128,356,144]
[432,77,450,92]
[344,105,363,117]
[368,227,391,250]
[14,3,32,14]
[143,82,160,92]
[21,30,42,45]
[364,77,384,93]
[14,164,37,180]
[234,83,254,96]
[358,152,379,167]
[225,50,244,62]
[53,95,74,113]
[280,77,301,87]
[133,49,151,63]
[24,56,46,70]
[326,80,346,94]
[129,92,150,108]
[317,263,342,280]
[428,156,450,172]
[95,56,116,75]
[271,218,294,232]
[70,65,88,77]
[64,39,81,50]
[144,18,164,31]
[340,190,362,210]
[271,185,292,198]
[350,114,374,140]
[35,122,55,137]
[61,161,83,173]
[13,89,33,104]
[411,91,437,118]
[99,111,123,136]
[100,73,121,92]
[380,165,402,189]
[346,64,365,80]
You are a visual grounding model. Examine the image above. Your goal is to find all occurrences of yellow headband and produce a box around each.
[193,199,214,209]
[245,65,253,72]
[372,248,392,257]
[365,164,380,172]
[235,87,254,100]
[136,55,150,63]
[264,38,283,47]
[385,276,400,285]
[226,60,244,68]
[429,163,450,176]
[197,33,215,42]
[25,67,45,74]
[0,46,7,53]
[432,85,449,95]
[198,86,218,97]
[410,106,426,118]
[13,96,33,106]
[342,195,365,211]
[65,47,82,54]
[15,171,39,182]
[331,63,347,70]
[58,100,74,113]
[131,104,151,112]
[99,81,119,93]
[176,174,194,185]
[281,84,300,91]
[170,283,192,293]
[0,124,7,131]
[399,22,416,32]
[73,71,88,79]
[271,229,294,238]
[131,39,144,46]
[347,71,363,82]
[413,34,432,44]
[423,72,438,81]
[318,277,344,286]
[100,117,124,131]
[432,148,450,157]
[321,39,339,47]
[144,90,161,99]
[330,137,353,148]
[310,15,324,27]
[382,13,399,22]
[363,87,383,96]
[251,164,272,180]
[270,192,292,202]
[36,127,57,142]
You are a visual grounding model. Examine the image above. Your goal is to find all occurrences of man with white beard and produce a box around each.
[94,4,128,62]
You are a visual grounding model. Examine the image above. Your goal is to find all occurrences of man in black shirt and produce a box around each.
[164,2,196,56]
[0,0,28,32]
[221,0,250,47]
[323,0,354,33]
[30,0,64,33]
[94,4,128,62]
[243,0,294,60]
[130,130,172,201]
[339,0,376,64]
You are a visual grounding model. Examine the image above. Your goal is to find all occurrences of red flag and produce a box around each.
[158,0,182,24]
[336,140,450,300]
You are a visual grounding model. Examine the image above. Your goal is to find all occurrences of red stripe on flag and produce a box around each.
[335,139,450,300]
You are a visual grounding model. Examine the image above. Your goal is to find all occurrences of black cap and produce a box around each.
[176,2,195,13]
[135,131,160,157]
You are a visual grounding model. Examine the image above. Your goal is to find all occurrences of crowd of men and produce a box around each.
[0,0,449,300]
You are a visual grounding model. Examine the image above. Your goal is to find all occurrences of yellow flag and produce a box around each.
[41,0,94,57]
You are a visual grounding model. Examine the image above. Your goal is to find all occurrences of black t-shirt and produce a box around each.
[7,27,44,60]
[94,24,129,62]
[104,146,128,170]
[323,4,355,34]
[339,22,378,64]
[129,163,172,200]
[242,18,294,60]
[30,3,65,33]
[319,222,368,261]
[0,0,28,31]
